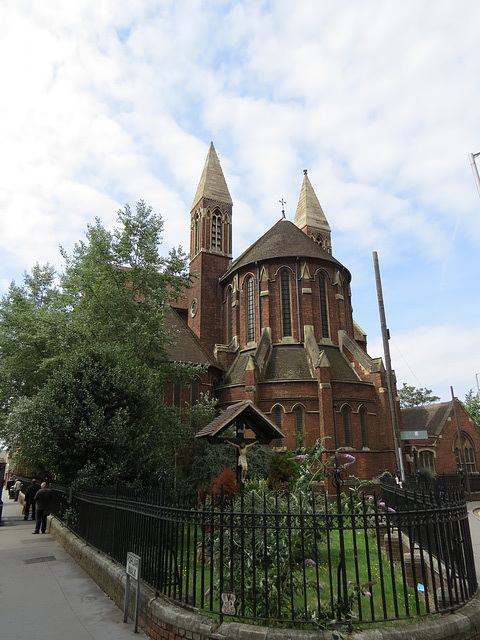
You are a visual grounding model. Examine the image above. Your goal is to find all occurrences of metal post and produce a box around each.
[372,252,405,481]
[331,403,349,622]
[468,153,480,199]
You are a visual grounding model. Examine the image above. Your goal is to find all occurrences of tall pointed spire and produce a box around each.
[294,170,331,253]
[192,142,232,210]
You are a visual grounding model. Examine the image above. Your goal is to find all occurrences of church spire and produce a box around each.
[294,169,331,253]
[192,142,232,210]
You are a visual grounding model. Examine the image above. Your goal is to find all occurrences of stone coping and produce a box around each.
[48,516,480,640]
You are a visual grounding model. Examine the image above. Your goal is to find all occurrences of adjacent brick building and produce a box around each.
[169,143,402,480]
[401,399,480,484]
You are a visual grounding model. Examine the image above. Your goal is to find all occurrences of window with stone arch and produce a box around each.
[419,450,435,471]
[274,405,283,447]
[211,210,222,252]
[246,276,255,343]
[295,405,304,435]
[359,405,369,448]
[226,286,233,344]
[280,269,292,338]
[318,270,330,338]
[454,433,477,473]
[342,404,352,447]
[194,211,200,255]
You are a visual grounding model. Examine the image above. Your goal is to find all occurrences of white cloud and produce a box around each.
[369,324,480,403]
[0,0,479,397]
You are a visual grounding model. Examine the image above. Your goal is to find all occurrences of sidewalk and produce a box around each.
[468,500,480,581]
[0,488,146,640]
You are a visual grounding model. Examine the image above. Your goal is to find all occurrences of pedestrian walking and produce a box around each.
[24,478,40,521]
[33,482,52,534]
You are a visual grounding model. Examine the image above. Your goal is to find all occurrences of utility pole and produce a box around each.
[469,152,480,199]
[451,386,471,499]
[373,252,405,481]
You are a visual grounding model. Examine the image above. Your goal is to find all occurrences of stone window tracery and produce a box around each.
[246,276,255,343]
[281,270,292,337]
[318,271,329,338]
[454,433,477,473]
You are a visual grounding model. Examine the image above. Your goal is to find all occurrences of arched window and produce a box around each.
[342,405,352,447]
[295,406,304,434]
[212,211,222,252]
[190,379,199,406]
[173,381,181,407]
[227,287,233,344]
[194,212,200,255]
[281,270,292,337]
[454,433,477,473]
[246,276,255,343]
[319,271,329,338]
[359,406,369,448]
[274,405,283,447]
[419,450,435,471]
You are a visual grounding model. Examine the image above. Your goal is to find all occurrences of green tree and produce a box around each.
[398,383,440,409]
[464,389,480,425]
[0,263,67,419]
[0,201,209,486]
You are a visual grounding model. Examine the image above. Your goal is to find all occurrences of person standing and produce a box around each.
[13,478,23,501]
[33,482,52,534]
[24,478,40,521]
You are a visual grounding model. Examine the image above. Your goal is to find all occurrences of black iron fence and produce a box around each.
[50,481,477,630]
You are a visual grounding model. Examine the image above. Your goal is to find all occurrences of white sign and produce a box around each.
[124,553,142,633]
[126,552,140,580]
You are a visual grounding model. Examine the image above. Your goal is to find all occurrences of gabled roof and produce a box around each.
[294,170,330,233]
[221,219,348,281]
[401,401,453,438]
[195,399,284,443]
[165,307,221,369]
[191,142,232,209]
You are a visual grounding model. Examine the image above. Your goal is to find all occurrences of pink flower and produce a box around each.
[295,454,308,461]
[342,454,356,467]
[364,591,372,597]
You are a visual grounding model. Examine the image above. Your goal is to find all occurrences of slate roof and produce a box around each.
[263,345,313,381]
[195,399,283,442]
[400,402,453,438]
[222,344,360,386]
[221,219,349,281]
[164,307,220,369]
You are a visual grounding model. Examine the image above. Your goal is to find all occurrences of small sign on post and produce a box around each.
[124,552,141,633]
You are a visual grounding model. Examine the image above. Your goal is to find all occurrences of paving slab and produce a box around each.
[0,488,146,640]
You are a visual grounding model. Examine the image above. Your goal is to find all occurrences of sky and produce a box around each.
[1,0,479,403]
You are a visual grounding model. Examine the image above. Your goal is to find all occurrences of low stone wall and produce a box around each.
[48,516,480,640]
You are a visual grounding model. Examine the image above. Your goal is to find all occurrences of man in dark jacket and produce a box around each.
[33,482,52,534]
[24,479,40,521]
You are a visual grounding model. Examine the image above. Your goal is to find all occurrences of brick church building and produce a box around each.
[167,143,401,481]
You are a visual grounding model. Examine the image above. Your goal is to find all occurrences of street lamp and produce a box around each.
[468,152,480,199]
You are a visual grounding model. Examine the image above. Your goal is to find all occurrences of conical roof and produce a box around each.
[221,219,349,281]
[191,142,232,209]
[294,170,330,233]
